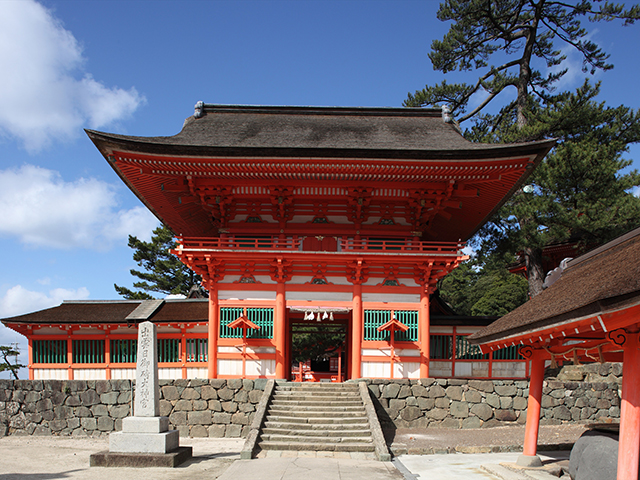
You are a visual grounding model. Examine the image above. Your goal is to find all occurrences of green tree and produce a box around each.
[406,0,640,297]
[115,225,205,299]
[470,82,640,295]
[0,345,25,380]
[439,255,529,316]
[405,0,639,127]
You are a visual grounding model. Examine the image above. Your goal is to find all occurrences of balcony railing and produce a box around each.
[176,236,465,254]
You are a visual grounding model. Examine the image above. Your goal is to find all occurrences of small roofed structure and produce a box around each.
[468,226,640,479]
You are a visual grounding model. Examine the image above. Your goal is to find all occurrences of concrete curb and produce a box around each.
[240,379,275,459]
[359,381,392,462]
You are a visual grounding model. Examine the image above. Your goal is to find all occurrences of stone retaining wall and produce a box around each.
[0,366,622,437]
[361,375,621,430]
[0,378,267,438]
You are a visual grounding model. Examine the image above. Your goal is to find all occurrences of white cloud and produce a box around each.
[0,284,89,318]
[0,0,144,152]
[0,164,158,249]
[0,284,88,379]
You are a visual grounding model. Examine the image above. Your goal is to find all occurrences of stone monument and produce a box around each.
[90,321,192,467]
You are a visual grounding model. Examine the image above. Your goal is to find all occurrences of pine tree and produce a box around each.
[470,82,640,296]
[115,225,205,299]
[405,0,640,297]
[0,345,24,380]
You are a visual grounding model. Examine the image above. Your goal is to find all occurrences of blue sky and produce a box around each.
[1,0,639,377]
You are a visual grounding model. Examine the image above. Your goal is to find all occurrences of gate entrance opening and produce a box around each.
[288,309,348,382]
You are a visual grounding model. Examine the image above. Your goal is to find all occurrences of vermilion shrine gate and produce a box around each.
[3,104,554,381]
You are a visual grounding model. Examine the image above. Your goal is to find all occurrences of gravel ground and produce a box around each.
[0,436,244,480]
[391,424,589,454]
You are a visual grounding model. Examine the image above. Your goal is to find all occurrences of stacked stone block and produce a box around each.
[0,372,621,437]
[358,377,621,430]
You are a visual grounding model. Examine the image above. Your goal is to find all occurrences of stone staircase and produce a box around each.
[257,382,376,454]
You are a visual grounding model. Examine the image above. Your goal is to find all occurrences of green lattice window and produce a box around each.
[492,345,523,360]
[186,338,208,362]
[430,335,452,359]
[110,339,137,363]
[363,310,418,342]
[157,338,180,362]
[72,339,105,364]
[32,339,67,364]
[219,307,274,339]
[455,335,489,360]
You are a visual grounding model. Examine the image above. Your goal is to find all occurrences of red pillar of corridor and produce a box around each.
[419,290,430,378]
[618,331,640,480]
[207,284,219,378]
[517,348,546,467]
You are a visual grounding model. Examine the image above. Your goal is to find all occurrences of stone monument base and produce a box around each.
[109,417,179,454]
[92,416,192,468]
[90,446,193,468]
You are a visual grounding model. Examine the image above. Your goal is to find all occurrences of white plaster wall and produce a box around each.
[73,369,107,380]
[186,368,208,379]
[429,361,452,377]
[361,361,420,379]
[110,368,136,380]
[492,361,527,378]
[217,359,275,377]
[159,368,183,379]
[33,369,68,380]
[286,291,353,302]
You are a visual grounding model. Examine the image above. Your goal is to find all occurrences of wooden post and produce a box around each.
[67,335,74,381]
[275,282,286,379]
[618,333,640,480]
[350,283,363,379]
[105,332,111,380]
[419,290,430,378]
[517,348,545,467]
[207,285,219,379]
[28,337,34,380]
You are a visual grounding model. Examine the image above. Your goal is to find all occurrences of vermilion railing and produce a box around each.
[177,237,300,250]
[339,239,464,254]
[176,236,465,254]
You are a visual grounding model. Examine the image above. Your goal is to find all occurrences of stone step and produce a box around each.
[270,399,364,407]
[258,441,376,453]
[262,422,369,432]
[266,409,366,418]
[274,391,360,397]
[265,415,368,425]
[262,427,372,437]
[268,404,365,413]
[261,434,373,444]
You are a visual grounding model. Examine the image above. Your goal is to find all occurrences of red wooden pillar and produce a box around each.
[207,285,219,378]
[181,328,187,379]
[518,348,545,467]
[419,290,430,378]
[275,281,286,379]
[105,332,111,380]
[28,336,34,380]
[66,334,74,380]
[618,332,640,480]
[350,283,362,379]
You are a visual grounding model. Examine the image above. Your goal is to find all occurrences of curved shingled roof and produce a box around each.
[87,104,555,160]
[468,227,640,346]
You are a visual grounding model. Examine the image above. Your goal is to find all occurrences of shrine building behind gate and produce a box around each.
[3,104,554,381]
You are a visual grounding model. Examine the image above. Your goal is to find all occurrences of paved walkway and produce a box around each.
[0,429,577,480]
